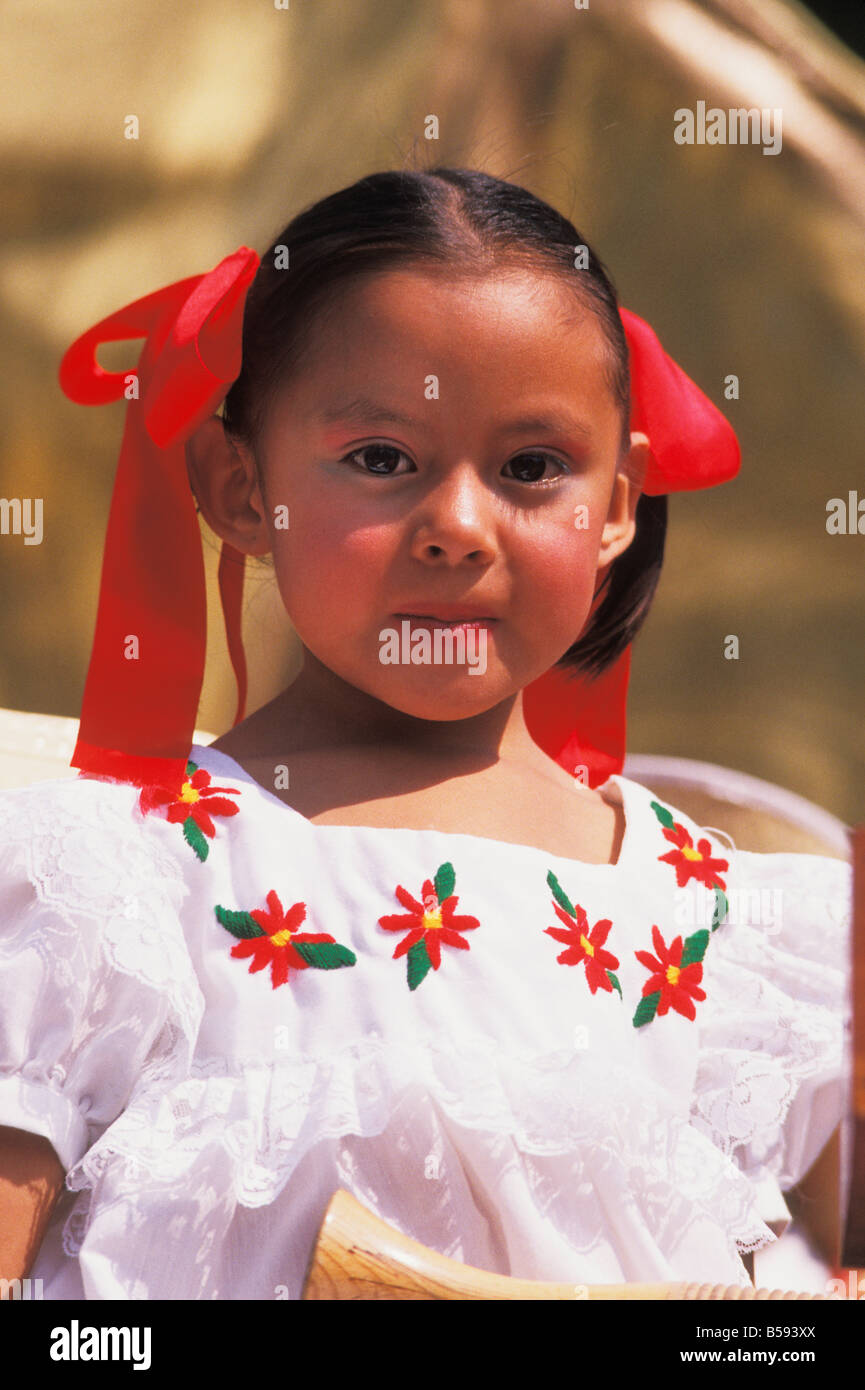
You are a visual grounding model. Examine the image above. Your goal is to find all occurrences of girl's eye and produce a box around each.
[342,444,414,476]
[342,445,567,483]
[502,452,567,484]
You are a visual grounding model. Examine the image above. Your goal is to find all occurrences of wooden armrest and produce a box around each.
[301,1188,827,1301]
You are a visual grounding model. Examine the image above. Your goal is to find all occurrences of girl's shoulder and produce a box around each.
[0,759,197,892]
[0,762,189,896]
[0,762,207,1038]
[614,768,851,874]
[612,770,850,964]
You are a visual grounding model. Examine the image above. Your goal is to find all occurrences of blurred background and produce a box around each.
[1,0,863,822]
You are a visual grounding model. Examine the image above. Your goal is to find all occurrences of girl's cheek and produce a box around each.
[271,508,380,569]
[271,525,388,617]
[515,519,602,594]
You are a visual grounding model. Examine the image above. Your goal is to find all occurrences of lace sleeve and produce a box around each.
[688,848,851,1195]
[0,776,203,1170]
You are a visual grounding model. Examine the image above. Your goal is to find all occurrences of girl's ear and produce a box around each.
[185,415,272,557]
[597,432,650,569]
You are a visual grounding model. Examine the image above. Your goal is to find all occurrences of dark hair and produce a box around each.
[223,167,667,678]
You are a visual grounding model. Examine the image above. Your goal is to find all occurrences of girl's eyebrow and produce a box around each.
[497,411,595,441]
[319,395,422,428]
[318,394,595,439]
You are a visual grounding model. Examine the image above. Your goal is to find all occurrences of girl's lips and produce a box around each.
[393,614,497,628]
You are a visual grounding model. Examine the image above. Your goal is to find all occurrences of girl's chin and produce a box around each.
[375,678,506,722]
[383,695,505,723]
[356,668,519,722]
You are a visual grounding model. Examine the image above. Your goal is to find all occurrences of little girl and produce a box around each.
[0,167,850,1300]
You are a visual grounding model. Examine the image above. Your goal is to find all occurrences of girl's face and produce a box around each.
[233,265,645,722]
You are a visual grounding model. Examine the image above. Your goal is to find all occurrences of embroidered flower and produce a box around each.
[215,889,356,989]
[544,871,621,997]
[658,822,728,890]
[378,862,479,991]
[633,924,708,1027]
[650,800,729,929]
[139,759,241,861]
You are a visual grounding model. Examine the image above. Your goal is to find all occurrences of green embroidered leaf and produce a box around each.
[186,760,198,777]
[546,870,575,918]
[215,905,266,939]
[407,937,433,991]
[649,800,676,829]
[607,970,622,999]
[292,941,356,970]
[183,816,209,861]
[711,888,728,931]
[633,990,660,1028]
[681,929,709,966]
[434,862,455,903]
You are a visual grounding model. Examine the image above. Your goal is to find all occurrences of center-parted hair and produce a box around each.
[223,167,667,679]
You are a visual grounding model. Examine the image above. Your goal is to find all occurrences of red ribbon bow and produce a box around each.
[60,247,260,791]
[59,250,739,793]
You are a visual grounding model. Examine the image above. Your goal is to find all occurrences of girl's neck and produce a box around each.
[256,650,545,768]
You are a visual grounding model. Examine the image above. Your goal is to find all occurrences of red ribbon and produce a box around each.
[59,256,739,794]
[618,308,740,496]
[59,247,260,791]
[522,308,740,786]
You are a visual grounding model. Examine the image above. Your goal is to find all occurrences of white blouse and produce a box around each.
[0,742,850,1300]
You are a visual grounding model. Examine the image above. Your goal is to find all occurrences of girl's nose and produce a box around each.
[408,467,497,566]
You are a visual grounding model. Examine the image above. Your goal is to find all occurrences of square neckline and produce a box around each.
[190,742,636,872]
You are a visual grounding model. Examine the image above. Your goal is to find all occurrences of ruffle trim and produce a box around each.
[61,1033,777,1278]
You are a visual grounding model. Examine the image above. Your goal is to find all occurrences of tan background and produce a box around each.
[1,0,863,822]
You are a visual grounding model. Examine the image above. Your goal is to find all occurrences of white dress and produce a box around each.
[0,742,850,1300]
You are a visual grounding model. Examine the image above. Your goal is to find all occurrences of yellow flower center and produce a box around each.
[422,907,442,931]
[666,965,681,986]
[179,781,200,805]
[579,934,594,957]
[680,845,703,861]
[270,929,292,948]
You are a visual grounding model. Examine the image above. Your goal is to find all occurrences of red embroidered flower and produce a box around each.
[379,862,479,990]
[634,924,707,1022]
[544,878,620,996]
[216,889,356,989]
[139,759,240,860]
[657,821,728,891]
